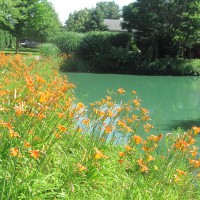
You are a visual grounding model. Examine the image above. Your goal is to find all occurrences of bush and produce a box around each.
[78,31,112,60]
[0,30,12,50]
[40,43,60,57]
[110,32,133,48]
[146,58,200,75]
[50,32,83,54]
[76,31,141,73]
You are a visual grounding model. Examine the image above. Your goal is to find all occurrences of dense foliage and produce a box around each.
[122,0,200,59]
[0,0,61,53]
[0,29,13,50]
[51,32,83,54]
[61,31,141,73]
[65,1,121,32]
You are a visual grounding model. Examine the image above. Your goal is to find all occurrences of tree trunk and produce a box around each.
[16,37,19,54]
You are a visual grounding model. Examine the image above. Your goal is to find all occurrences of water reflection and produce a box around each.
[164,119,200,131]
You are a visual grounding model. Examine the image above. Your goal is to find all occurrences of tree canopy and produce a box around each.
[0,0,61,52]
[65,1,121,32]
[122,0,200,59]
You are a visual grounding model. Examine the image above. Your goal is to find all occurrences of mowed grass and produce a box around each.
[0,53,200,199]
[2,47,40,55]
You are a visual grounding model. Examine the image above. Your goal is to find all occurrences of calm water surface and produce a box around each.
[66,73,200,133]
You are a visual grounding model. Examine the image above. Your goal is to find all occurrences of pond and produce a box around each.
[66,72,200,133]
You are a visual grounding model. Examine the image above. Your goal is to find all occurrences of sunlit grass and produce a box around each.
[2,47,40,55]
[0,53,200,199]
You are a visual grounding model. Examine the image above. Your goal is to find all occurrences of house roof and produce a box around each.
[103,19,127,32]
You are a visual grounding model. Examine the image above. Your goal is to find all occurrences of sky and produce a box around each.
[48,0,134,24]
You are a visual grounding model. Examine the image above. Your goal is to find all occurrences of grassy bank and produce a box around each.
[0,53,200,199]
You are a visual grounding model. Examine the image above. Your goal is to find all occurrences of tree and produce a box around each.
[65,1,121,32]
[24,0,62,42]
[96,1,121,19]
[122,0,200,59]
[84,8,108,32]
[65,9,91,32]
[0,0,61,53]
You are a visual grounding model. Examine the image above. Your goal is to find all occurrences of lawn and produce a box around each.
[2,47,40,55]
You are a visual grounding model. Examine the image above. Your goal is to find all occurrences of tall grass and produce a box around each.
[0,53,200,199]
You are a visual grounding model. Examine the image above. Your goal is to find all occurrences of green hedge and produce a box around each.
[75,31,141,73]
[0,30,12,50]
[50,32,83,54]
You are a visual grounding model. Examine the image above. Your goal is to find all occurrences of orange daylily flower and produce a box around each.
[174,174,181,182]
[76,102,85,109]
[118,151,125,157]
[133,99,140,107]
[176,169,187,176]
[10,147,19,157]
[93,148,107,160]
[125,145,132,151]
[117,88,125,94]
[125,126,134,133]
[192,126,200,135]
[82,118,90,126]
[9,129,20,138]
[147,154,155,162]
[57,112,65,119]
[24,141,31,148]
[132,90,137,94]
[107,110,114,117]
[58,124,67,132]
[143,123,154,133]
[37,113,46,120]
[142,115,151,121]
[117,120,126,127]
[174,139,189,151]
[106,96,112,101]
[29,150,40,159]
[147,134,162,142]
[104,125,113,134]
[36,75,46,84]
[133,135,143,144]
[141,108,149,115]
[54,132,62,139]
[188,158,200,168]
[137,158,148,172]
[140,165,149,172]
[77,164,87,172]
[190,146,198,157]
[118,159,124,164]
[188,136,196,145]
[132,115,138,120]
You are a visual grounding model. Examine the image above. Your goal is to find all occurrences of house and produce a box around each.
[103,19,127,32]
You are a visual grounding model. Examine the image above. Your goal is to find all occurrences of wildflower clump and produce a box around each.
[0,53,200,199]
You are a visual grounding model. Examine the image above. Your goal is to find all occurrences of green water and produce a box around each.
[66,72,200,133]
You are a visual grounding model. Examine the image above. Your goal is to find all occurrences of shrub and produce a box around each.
[77,31,112,60]
[50,32,83,54]
[76,31,141,73]
[146,58,200,75]
[110,32,133,48]
[40,43,60,58]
